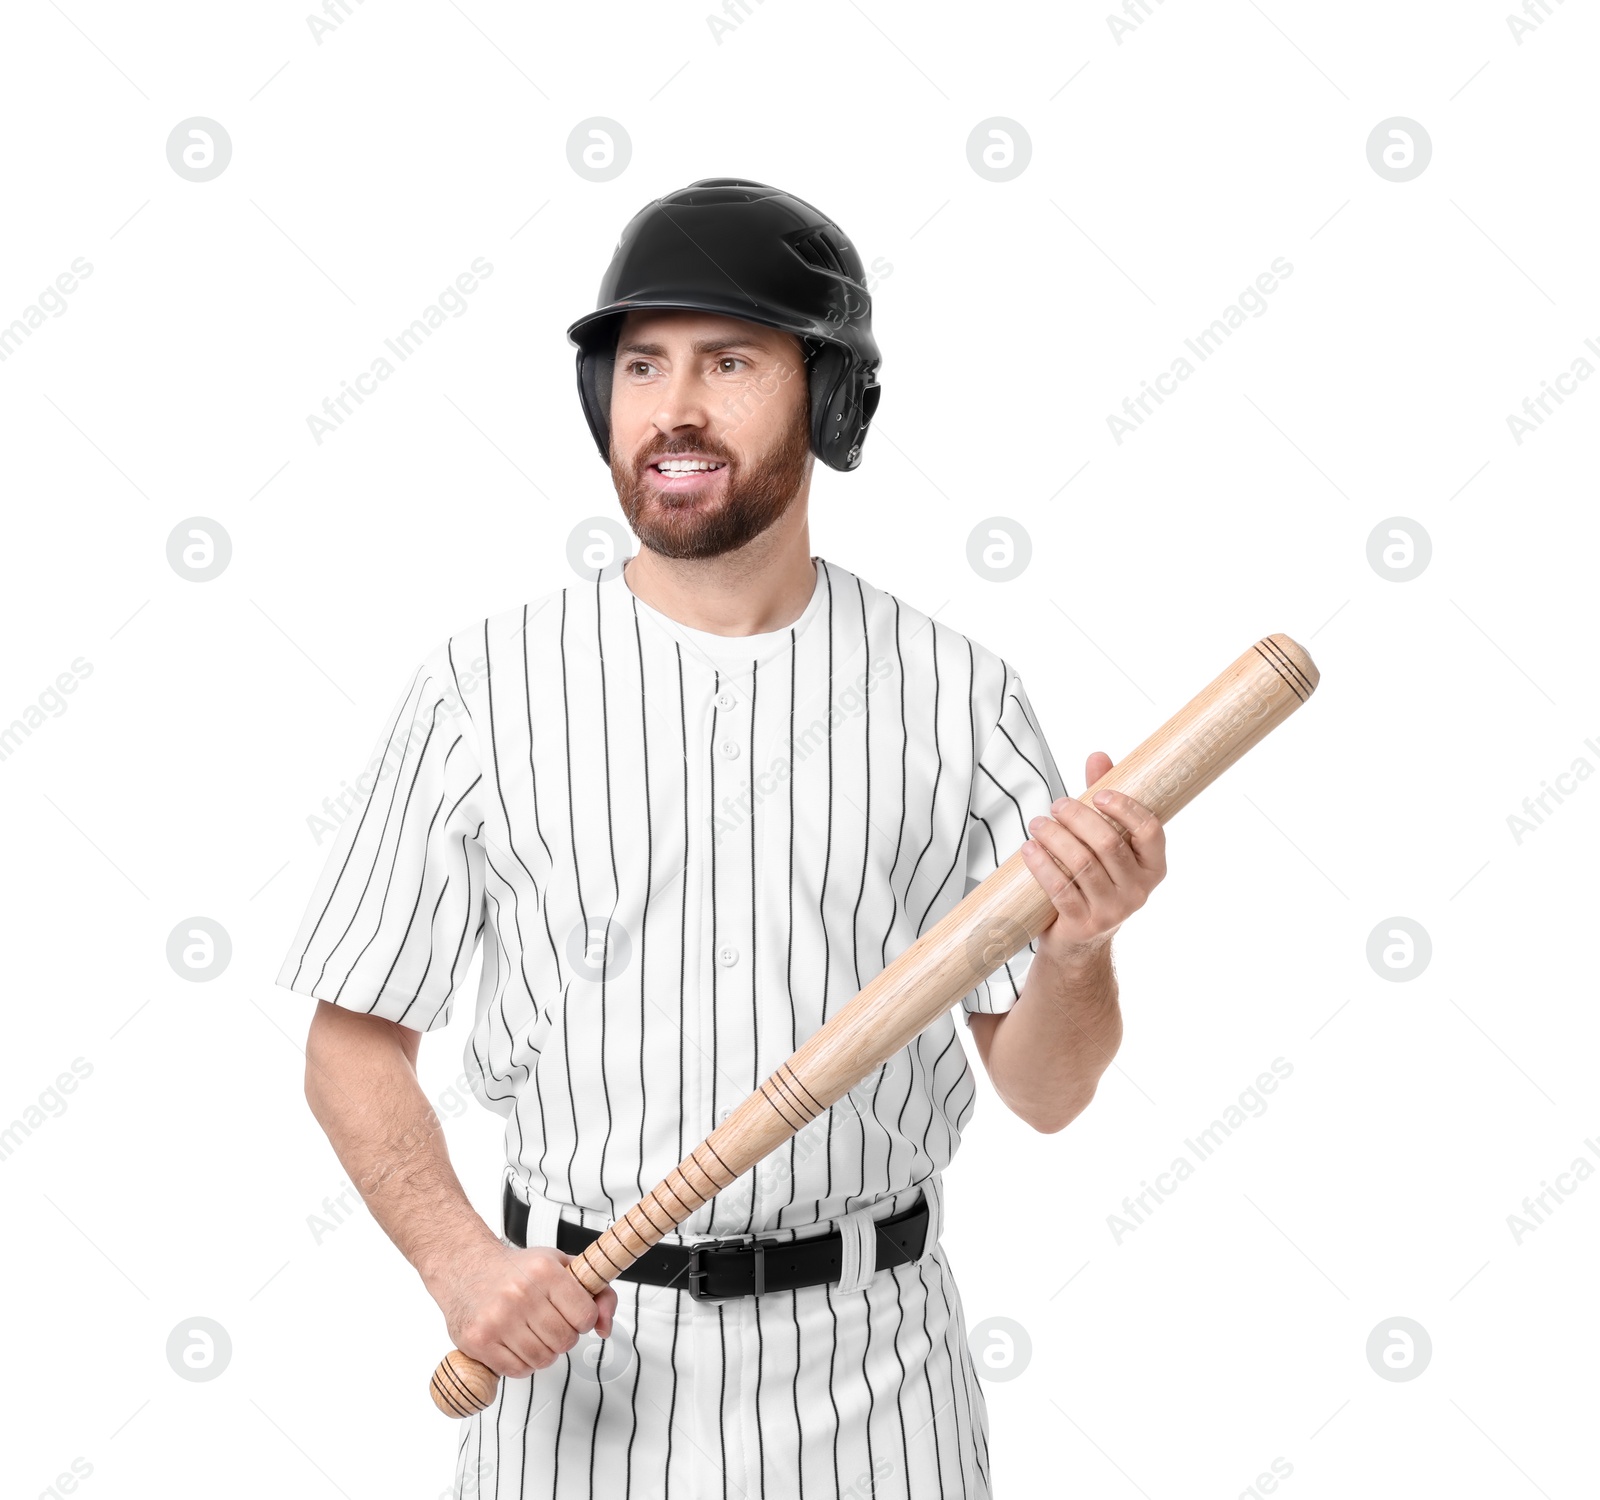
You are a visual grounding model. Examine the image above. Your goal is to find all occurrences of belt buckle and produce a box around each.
[686,1230,781,1303]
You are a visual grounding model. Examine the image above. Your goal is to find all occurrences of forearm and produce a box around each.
[303,1001,495,1290]
[985,939,1123,1132]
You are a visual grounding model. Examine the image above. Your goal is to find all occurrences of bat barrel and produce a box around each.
[1091,633,1317,828]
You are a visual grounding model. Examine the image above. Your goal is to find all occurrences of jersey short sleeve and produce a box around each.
[275,637,488,1032]
[958,665,1069,1022]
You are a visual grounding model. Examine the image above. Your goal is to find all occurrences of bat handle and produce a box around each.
[427,1243,623,1416]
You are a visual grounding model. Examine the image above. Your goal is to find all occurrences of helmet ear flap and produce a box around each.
[576,343,615,464]
[807,343,881,471]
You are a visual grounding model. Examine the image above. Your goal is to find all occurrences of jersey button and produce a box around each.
[720,739,740,760]
[716,943,739,967]
[715,690,738,712]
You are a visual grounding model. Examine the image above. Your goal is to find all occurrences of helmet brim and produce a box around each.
[566,298,837,353]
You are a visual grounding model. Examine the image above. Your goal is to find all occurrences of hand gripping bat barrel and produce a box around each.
[429,633,1320,1415]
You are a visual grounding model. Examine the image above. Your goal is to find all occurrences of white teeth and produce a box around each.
[657,460,724,473]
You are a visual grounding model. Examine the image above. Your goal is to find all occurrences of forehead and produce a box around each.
[615,307,796,354]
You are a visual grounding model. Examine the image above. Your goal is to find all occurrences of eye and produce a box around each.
[625,360,654,377]
[717,356,749,373]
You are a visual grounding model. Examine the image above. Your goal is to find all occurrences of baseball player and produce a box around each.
[278,178,1167,1498]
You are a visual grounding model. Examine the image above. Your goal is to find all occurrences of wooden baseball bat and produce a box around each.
[429,633,1320,1416]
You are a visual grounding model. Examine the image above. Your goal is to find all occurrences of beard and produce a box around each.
[611,408,812,561]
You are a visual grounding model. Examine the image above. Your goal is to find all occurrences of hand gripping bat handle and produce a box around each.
[430,633,1320,1415]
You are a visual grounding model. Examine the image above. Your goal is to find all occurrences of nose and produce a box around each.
[650,363,711,440]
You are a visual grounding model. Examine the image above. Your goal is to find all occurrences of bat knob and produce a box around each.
[430,1348,500,1416]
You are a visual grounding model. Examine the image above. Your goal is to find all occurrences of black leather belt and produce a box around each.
[502,1182,929,1302]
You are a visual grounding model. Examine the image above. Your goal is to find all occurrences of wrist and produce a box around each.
[1037,934,1121,1033]
[1042,930,1114,974]
[415,1212,501,1293]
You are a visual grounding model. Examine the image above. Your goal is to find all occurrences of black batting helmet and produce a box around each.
[566,177,883,472]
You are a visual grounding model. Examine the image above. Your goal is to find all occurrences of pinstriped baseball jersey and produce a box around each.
[276,553,1068,1497]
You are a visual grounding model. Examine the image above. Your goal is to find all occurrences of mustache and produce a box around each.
[640,446,733,466]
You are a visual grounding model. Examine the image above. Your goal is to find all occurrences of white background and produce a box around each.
[2,1,1597,1496]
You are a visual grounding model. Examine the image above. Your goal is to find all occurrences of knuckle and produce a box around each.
[487,1291,521,1324]
[527,1266,565,1298]
[534,1310,571,1347]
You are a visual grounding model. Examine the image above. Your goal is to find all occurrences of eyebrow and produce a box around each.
[618,336,770,358]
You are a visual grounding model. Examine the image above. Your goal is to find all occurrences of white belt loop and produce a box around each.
[506,1172,565,1248]
[920,1172,944,1262]
[834,1204,878,1294]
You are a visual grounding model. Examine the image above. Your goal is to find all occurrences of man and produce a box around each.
[277,178,1166,1498]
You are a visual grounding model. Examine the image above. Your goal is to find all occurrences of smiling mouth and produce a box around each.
[647,458,728,493]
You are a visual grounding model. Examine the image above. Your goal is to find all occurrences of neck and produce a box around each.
[622,507,817,637]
